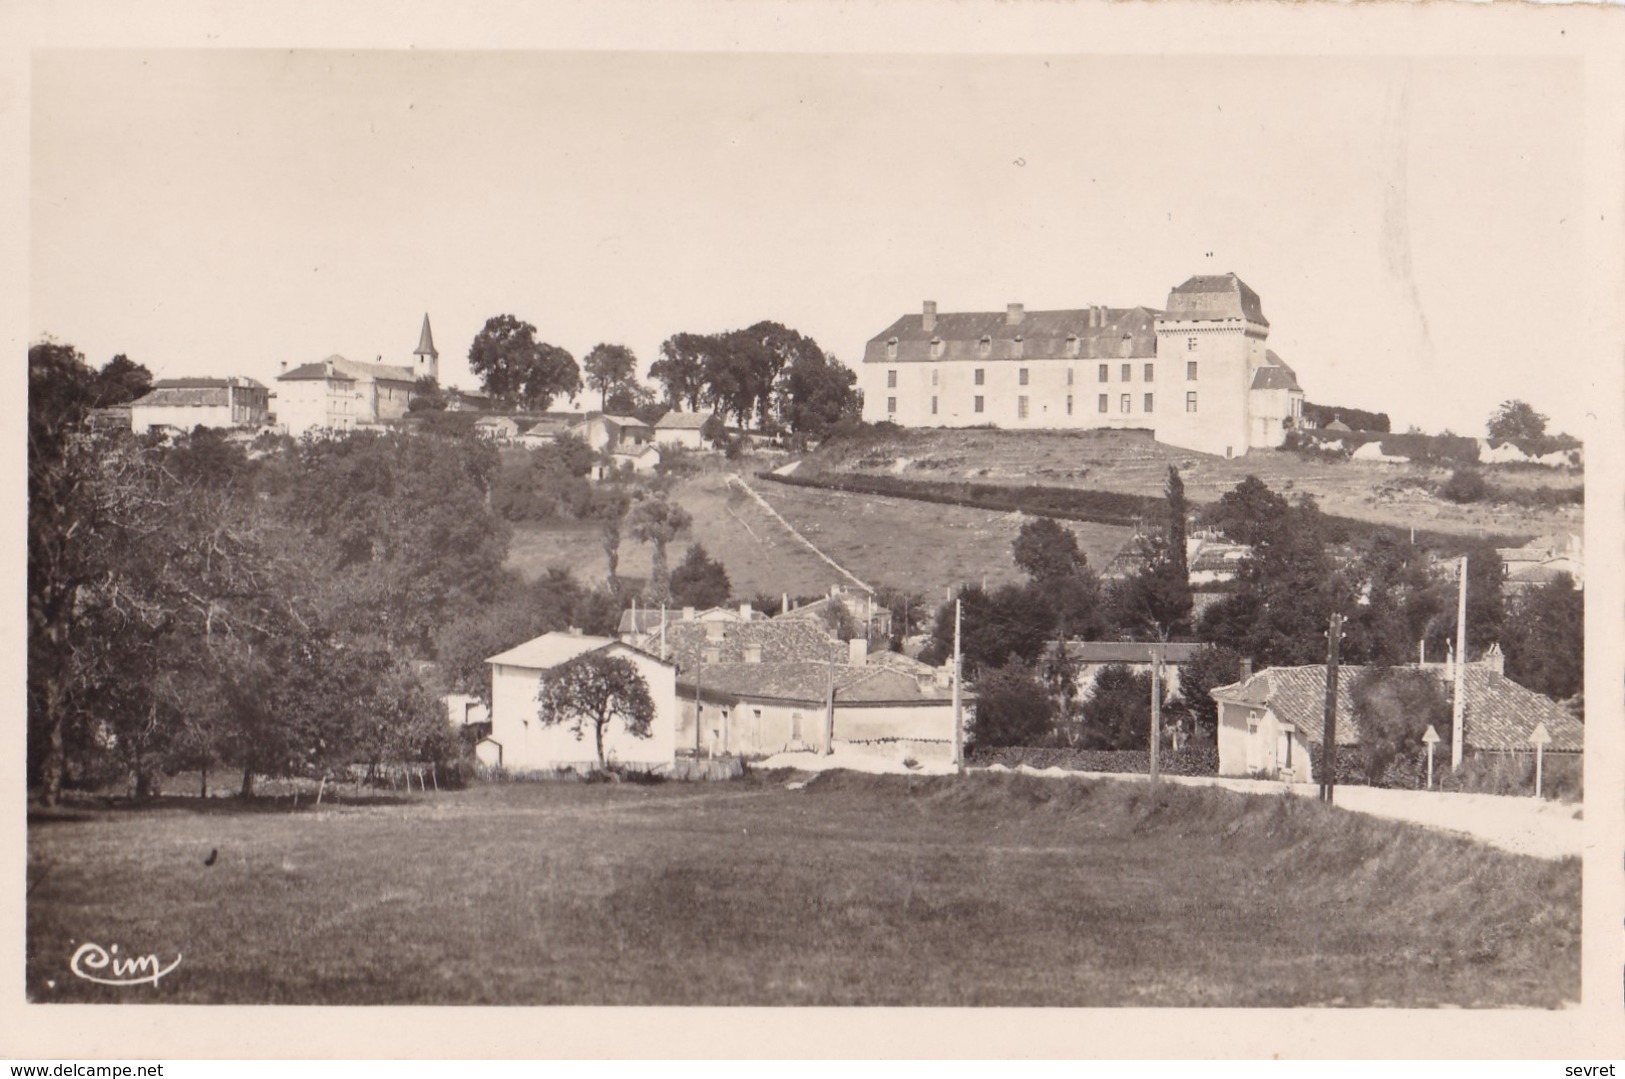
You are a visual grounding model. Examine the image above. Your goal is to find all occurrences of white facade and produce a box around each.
[485,633,678,772]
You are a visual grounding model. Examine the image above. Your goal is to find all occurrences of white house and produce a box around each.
[1210,654,1583,783]
[483,631,678,773]
[654,409,717,449]
[129,377,270,434]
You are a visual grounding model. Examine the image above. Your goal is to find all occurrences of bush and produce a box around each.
[1440,468,1488,504]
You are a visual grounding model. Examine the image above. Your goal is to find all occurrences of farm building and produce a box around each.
[569,413,655,454]
[1210,653,1583,783]
[653,409,718,449]
[860,272,1306,458]
[129,376,270,434]
[482,631,679,773]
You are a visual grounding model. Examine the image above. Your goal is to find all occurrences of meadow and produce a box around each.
[26,771,1579,1007]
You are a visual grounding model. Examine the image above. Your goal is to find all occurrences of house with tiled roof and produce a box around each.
[1047,640,1207,702]
[653,409,719,450]
[775,584,892,641]
[129,376,270,434]
[481,630,678,773]
[861,272,1306,458]
[275,315,440,436]
[1210,653,1582,783]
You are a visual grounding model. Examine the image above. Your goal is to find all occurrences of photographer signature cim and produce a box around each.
[69,941,181,987]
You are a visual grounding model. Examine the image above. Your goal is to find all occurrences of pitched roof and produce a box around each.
[1163,273,1269,327]
[635,619,845,671]
[132,385,232,408]
[1211,664,1582,753]
[863,306,1161,365]
[277,354,416,385]
[485,631,670,671]
[279,361,356,383]
[1251,351,1303,391]
[415,314,438,358]
[679,660,959,706]
[656,410,715,430]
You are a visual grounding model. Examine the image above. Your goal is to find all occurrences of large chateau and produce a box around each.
[859,273,1305,458]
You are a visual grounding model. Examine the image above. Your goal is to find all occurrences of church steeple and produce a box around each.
[413,313,439,381]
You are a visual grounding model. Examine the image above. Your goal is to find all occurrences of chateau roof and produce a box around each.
[1163,273,1269,327]
[864,306,1161,365]
[277,354,417,385]
[1251,351,1302,392]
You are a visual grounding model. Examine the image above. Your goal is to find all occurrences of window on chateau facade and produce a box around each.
[931,396,938,415]
[886,338,898,360]
[1144,393,1154,413]
[887,397,896,414]
[1144,363,1154,381]
[1017,396,1029,419]
[1120,394,1131,414]
[1066,368,1074,386]
[974,369,985,386]
[886,369,897,388]
[1018,368,1029,386]
[1187,361,1198,380]
[1066,395,1073,415]
[1121,363,1131,382]
[1187,391,1198,413]
[1187,337,1197,351]
[931,369,938,387]
[1098,394,1108,413]
[978,336,992,357]
[974,396,984,413]
[1098,364,1109,383]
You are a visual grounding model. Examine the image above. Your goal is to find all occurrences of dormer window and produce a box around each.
[977,335,992,357]
[1013,334,1024,358]
[886,337,898,360]
[1065,334,1080,358]
[930,337,944,359]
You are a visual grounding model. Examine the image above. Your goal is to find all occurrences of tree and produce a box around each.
[466,314,581,411]
[1501,573,1583,701]
[968,659,1054,748]
[1487,399,1548,442]
[1012,517,1085,584]
[92,353,154,407]
[626,495,692,603]
[537,651,657,769]
[1110,469,1192,640]
[587,487,632,597]
[1350,666,1449,785]
[1423,542,1505,658]
[583,343,639,410]
[1204,474,1289,546]
[1175,644,1243,740]
[604,380,662,423]
[408,376,448,412]
[650,333,711,410]
[1079,664,1160,750]
[920,582,1056,675]
[775,349,860,440]
[668,543,732,609]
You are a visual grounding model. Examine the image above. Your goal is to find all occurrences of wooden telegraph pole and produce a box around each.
[952,598,964,775]
[1321,611,1343,804]
[1148,644,1162,786]
[1452,555,1468,771]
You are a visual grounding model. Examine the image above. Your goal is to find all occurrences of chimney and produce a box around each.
[744,644,762,664]
[1006,303,1025,326]
[739,603,752,621]
[1239,658,1253,682]
[567,626,582,637]
[1481,642,1505,676]
[682,606,696,622]
[922,301,937,333]
[848,638,868,666]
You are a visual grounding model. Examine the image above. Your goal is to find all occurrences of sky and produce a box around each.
[30,49,1593,435]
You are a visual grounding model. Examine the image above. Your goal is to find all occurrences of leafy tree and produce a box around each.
[1487,399,1548,442]
[1501,573,1583,700]
[1302,402,1390,433]
[408,376,448,412]
[871,585,927,651]
[604,380,662,423]
[920,581,1057,675]
[1175,644,1243,740]
[668,543,732,609]
[588,486,632,596]
[1350,666,1449,785]
[650,333,711,411]
[467,314,581,411]
[92,353,154,407]
[1440,468,1487,504]
[1013,517,1086,583]
[537,651,657,769]
[583,343,639,410]
[1423,542,1505,658]
[775,349,861,440]
[1079,664,1161,750]
[626,495,693,603]
[967,659,1054,748]
[1204,474,1289,546]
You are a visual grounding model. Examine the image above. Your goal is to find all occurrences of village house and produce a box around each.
[128,376,271,434]
[1049,641,1206,700]
[274,314,439,437]
[590,444,661,479]
[775,584,894,641]
[1496,532,1583,592]
[569,413,656,454]
[860,273,1306,458]
[480,630,679,773]
[628,615,961,762]
[654,409,719,450]
[1209,650,1583,783]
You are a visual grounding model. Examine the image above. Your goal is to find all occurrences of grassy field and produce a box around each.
[800,428,1583,543]
[26,772,1578,1007]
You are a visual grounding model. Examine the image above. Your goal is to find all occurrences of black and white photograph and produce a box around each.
[9,0,1625,1063]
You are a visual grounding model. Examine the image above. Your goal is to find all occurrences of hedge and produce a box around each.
[967,745,1219,776]
[757,470,1161,526]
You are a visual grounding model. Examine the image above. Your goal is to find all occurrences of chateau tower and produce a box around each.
[413,313,440,382]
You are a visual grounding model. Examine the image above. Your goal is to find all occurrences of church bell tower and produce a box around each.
[413,313,440,382]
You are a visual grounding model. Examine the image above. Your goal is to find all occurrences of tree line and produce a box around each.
[417,314,863,441]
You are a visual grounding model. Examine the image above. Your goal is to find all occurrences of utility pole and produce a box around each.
[1148,644,1162,785]
[1321,611,1343,804]
[822,647,836,756]
[952,598,964,775]
[1452,555,1468,771]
